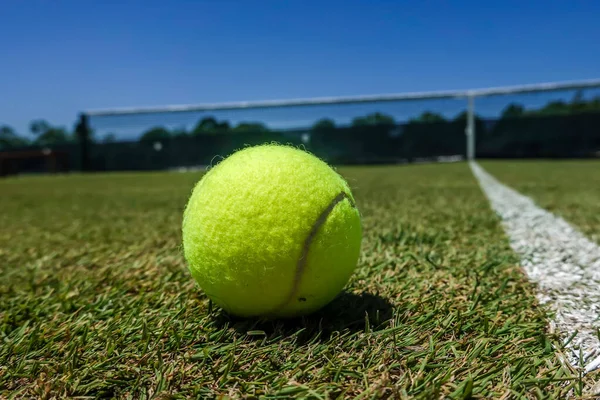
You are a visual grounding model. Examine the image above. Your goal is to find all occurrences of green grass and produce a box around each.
[481,160,600,244]
[0,163,592,399]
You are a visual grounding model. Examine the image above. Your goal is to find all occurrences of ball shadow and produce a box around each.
[211,290,394,345]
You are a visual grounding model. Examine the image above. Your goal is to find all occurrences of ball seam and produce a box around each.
[268,191,356,316]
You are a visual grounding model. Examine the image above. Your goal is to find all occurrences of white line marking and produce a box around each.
[470,162,600,373]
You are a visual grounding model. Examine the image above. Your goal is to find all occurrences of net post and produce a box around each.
[466,94,475,160]
[75,113,92,172]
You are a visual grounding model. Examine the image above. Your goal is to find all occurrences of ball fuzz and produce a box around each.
[182,144,362,318]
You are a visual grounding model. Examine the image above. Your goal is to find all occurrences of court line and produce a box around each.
[470,162,600,373]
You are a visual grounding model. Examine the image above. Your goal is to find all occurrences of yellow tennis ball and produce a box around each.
[182,144,362,318]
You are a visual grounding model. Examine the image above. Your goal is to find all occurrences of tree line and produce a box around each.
[135,91,600,144]
[0,119,75,150]
[0,112,399,149]
[2,92,600,155]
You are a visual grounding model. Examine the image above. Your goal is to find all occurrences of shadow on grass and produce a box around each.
[210,291,394,344]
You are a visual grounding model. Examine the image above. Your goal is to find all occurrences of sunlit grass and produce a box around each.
[0,163,591,398]
[481,160,600,244]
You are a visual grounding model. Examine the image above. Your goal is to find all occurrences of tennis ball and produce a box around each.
[182,144,362,318]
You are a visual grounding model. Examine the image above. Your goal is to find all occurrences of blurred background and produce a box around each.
[1,1,599,176]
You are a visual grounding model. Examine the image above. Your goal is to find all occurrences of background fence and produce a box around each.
[2,80,600,175]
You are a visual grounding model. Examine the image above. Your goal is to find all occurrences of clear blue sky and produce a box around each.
[1,0,599,138]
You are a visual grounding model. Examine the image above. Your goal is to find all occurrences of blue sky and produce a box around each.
[1,1,599,138]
